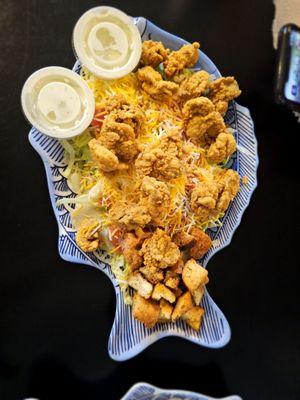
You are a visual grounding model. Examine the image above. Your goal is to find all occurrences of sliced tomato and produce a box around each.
[108,226,123,250]
[90,108,106,127]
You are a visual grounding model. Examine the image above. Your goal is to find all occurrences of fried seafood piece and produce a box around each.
[189,227,212,259]
[140,40,169,67]
[109,202,151,230]
[152,283,176,303]
[132,292,160,328]
[182,259,209,292]
[122,233,143,270]
[215,169,240,213]
[135,130,182,180]
[171,291,194,321]
[99,121,138,162]
[183,97,226,145]
[178,70,211,100]
[75,219,101,252]
[137,66,179,100]
[105,94,130,112]
[140,228,181,270]
[128,272,153,299]
[163,42,200,78]
[182,306,204,330]
[159,299,173,322]
[89,139,120,172]
[206,131,237,164]
[106,106,145,136]
[190,169,240,223]
[190,180,219,223]
[140,265,164,284]
[140,176,171,222]
[209,76,241,116]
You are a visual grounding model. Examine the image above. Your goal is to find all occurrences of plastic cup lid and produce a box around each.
[73,6,142,80]
[21,66,95,139]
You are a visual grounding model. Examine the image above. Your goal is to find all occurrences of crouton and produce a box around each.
[192,285,205,306]
[172,291,194,321]
[132,293,160,328]
[173,287,183,298]
[152,283,176,303]
[128,272,153,299]
[173,231,195,249]
[170,256,184,274]
[182,259,208,292]
[140,265,164,284]
[159,299,173,322]
[164,270,180,289]
[189,228,212,259]
[182,306,204,330]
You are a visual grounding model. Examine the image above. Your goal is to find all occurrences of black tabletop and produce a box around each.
[0,1,299,399]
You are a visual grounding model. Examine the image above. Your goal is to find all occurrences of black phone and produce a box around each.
[275,23,300,112]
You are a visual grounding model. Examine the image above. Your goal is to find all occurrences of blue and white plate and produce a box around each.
[122,382,242,400]
[28,18,258,361]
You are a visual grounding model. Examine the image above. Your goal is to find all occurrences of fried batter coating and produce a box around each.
[140,228,181,269]
[123,233,143,270]
[182,306,204,330]
[191,169,240,223]
[140,40,169,67]
[132,292,160,328]
[183,97,226,145]
[107,106,145,136]
[206,131,237,164]
[178,70,211,100]
[164,42,200,78]
[105,94,129,112]
[137,66,178,100]
[135,130,182,180]
[109,202,151,230]
[209,76,241,116]
[89,139,120,172]
[140,176,171,223]
[189,227,212,259]
[190,180,219,223]
[75,219,101,252]
[216,169,240,213]
[99,121,138,162]
[182,97,215,119]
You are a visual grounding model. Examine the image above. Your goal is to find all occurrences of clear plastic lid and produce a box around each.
[21,66,95,139]
[73,6,142,80]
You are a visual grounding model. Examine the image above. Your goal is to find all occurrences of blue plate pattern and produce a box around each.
[28,18,258,361]
[121,382,242,400]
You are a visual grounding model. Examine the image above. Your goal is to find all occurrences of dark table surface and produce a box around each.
[0,1,299,399]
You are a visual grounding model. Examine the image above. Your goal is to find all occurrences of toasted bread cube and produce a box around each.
[140,265,164,284]
[170,257,184,274]
[173,287,183,298]
[159,299,173,322]
[182,306,204,330]
[128,272,153,299]
[164,270,180,289]
[173,231,195,249]
[152,283,176,303]
[172,291,194,321]
[182,259,208,292]
[132,293,160,328]
[192,285,205,306]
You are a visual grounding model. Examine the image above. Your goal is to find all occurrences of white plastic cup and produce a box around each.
[21,66,95,139]
[73,6,142,80]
